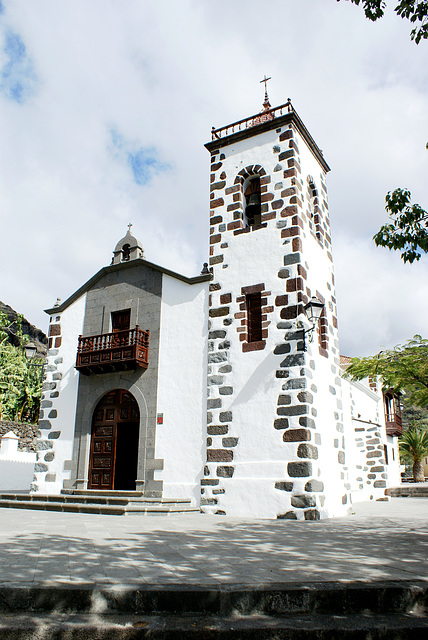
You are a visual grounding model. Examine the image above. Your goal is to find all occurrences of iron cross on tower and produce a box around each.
[260,75,271,100]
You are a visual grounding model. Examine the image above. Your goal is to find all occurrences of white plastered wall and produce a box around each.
[155,275,208,503]
[34,295,86,494]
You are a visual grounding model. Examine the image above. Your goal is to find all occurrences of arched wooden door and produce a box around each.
[88,389,140,490]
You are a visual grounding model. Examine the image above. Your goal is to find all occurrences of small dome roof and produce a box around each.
[114,227,143,253]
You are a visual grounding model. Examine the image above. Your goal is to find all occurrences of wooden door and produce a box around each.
[88,389,140,490]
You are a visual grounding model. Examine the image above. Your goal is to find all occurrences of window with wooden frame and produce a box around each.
[317,307,328,356]
[383,444,389,466]
[236,284,273,352]
[246,293,263,343]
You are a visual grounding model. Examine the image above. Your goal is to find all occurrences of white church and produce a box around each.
[32,91,402,519]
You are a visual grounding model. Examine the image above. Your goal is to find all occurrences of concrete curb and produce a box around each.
[0,580,427,616]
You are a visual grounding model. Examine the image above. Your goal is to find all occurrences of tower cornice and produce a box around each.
[206,103,330,173]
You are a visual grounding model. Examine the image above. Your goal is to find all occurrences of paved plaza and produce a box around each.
[0,497,427,587]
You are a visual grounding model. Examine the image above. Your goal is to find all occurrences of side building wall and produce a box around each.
[154,275,209,504]
[33,295,86,494]
[341,377,401,502]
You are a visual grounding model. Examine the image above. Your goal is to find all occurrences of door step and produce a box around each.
[0,492,199,515]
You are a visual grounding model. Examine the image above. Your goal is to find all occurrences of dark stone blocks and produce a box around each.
[297,443,318,459]
[209,307,229,318]
[209,330,226,339]
[207,399,222,409]
[277,405,308,416]
[207,449,233,462]
[217,466,234,478]
[282,379,306,390]
[277,511,297,519]
[274,418,289,430]
[283,253,301,266]
[274,344,291,355]
[34,463,48,472]
[291,495,316,508]
[288,461,312,477]
[299,417,315,429]
[275,482,293,491]
[276,370,289,379]
[222,437,238,447]
[304,509,321,520]
[280,354,305,368]
[297,391,313,404]
[280,306,299,320]
[283,429,311,442]
[208,425,228,435]
[305,479,324,492]
[38,420,52,430]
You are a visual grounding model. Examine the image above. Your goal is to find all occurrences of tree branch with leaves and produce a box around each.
[336,0,428,43]
[373,189,428,263]
[343,335,428,407]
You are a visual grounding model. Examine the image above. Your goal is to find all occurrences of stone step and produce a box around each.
[0,497,199,515]
[61,489,145,498]
[0,492,193,506]
[390,486,428,498]
[63,490,193,504]
[1,612,427,639]
[0,582,426,616]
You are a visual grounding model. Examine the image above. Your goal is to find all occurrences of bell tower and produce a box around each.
[201,87,349,519]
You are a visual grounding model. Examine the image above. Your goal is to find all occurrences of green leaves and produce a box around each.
[373,188,428,263]
[344,335,428,407]
[337,1,428,43]
[0,312,43,423]
[399,424,428,462]
[399,425,428,480]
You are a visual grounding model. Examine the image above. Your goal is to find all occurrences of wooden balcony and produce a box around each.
[385,412,403,437]
[76,326,149,375]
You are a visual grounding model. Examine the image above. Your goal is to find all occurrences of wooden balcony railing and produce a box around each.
[76,326,149,375]
[385,411,403,437]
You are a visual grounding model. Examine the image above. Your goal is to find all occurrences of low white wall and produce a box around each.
[0,433,36,492]
[0,459,36,492]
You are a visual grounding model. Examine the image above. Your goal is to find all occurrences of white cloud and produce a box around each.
[0,0,426,358]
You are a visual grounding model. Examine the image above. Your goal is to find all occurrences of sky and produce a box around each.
[0,0,427,356]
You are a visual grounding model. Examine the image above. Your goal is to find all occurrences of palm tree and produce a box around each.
[399,426,428,483]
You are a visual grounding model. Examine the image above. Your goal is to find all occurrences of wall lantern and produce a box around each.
[24,342,37,360]
[302,296,325,350]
